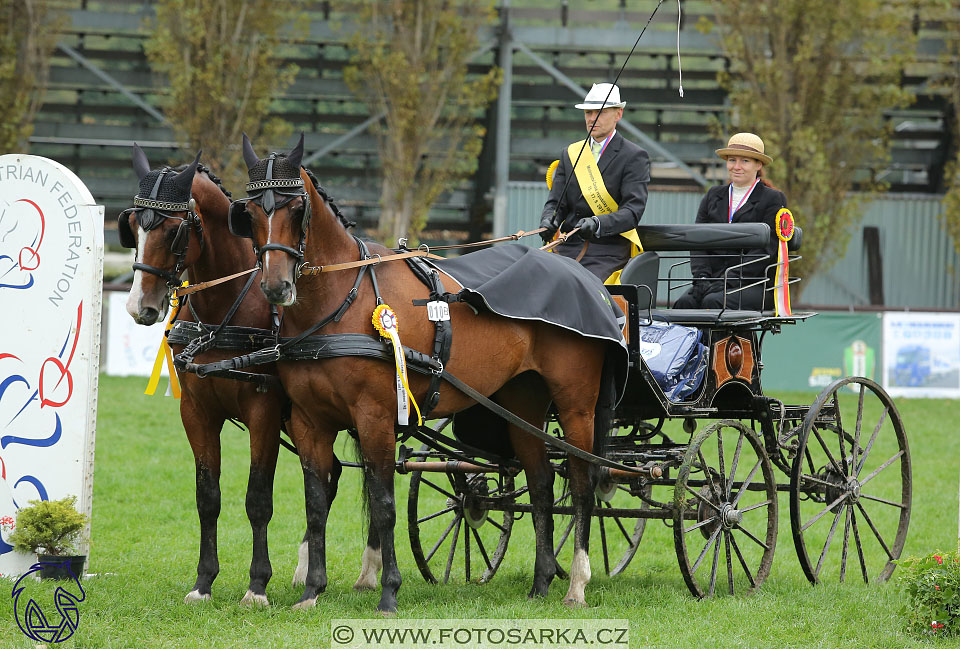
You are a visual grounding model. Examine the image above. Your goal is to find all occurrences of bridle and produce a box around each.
[238,153,312,278]
[119,167,205,288]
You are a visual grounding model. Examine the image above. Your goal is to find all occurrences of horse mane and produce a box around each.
[303,167,355,230]
[168,161,233,199]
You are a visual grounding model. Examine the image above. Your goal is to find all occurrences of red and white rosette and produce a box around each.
[372,304,421,426]
[773,208,795,316]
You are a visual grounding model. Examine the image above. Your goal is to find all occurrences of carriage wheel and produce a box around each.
[790,377,911,585]
[407,459,515,584]
[673,420,778,598]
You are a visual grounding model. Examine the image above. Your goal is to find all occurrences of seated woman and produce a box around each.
[673,132,787,310]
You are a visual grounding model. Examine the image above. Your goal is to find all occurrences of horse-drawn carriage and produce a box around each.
[120,137,911,611]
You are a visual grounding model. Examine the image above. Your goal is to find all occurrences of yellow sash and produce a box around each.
[565,141,643,285]
[145,283,184,398]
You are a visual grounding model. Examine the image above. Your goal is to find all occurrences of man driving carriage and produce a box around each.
[539,83,650,284]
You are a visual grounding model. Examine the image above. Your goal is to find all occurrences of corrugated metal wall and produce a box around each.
[507,183,960,309]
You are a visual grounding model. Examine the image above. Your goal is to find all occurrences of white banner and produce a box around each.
[883,312,960,399]
[0,154,103,576]
[105,290,168,377]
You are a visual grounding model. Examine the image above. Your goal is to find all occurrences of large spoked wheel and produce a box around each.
[407,457,515,584]
[790,377,911,585]
[673,420,778,598]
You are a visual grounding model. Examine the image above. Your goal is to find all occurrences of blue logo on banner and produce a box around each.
[11,561,85,643]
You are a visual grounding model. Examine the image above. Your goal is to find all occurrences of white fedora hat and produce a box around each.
[574,83,626,110]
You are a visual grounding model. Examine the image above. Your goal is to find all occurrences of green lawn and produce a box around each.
[0,376,956,648]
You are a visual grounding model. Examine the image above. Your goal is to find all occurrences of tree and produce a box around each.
[0,0,61,154]
[144,0,300,191]
[701,0,916,286]
[344,0,501,244]
[928,1,960,257]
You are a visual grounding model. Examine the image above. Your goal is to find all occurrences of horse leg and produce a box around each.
[499,375,556,599]
[293,452,342,586]
[181,398,223,603]
[562,454,595,608]
[291,414,339,610]
[239,407,282,606]
[355,424,401,613]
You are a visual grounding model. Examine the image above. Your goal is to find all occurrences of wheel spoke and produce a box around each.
[465,518,471,582]
[471,527,494,572]
[852,383,865,470]
[738,499,773,514]
[859,493,907,509]
[855,501,895,560]
[699,450,723,502]
[604,501,634,543]
[708,532,721,597]
[486,516,509,534]
[691,526,722,575]
[685,484,722,514]
[729,534,757,588]
[840,502,852,583]
[599,508,611,575]
[724,532,734,596]
[812,427,846,477]
[859,451,905,487]
[554,517,574,557]
[851,509,869,583]
[731,460,762,508]
[716,427,727,500]
[855,407,888,475]
[684,515,719,535]
[421,477,458,501]
[427,514,461,563]
[443,516,462,583]
[727,429,745,498]
[815,505,845,578]
[736,522,771,551]
[798,473,841,489]
[799,492,848,533]
[417,504,456,525]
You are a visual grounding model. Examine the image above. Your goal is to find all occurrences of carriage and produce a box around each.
[121,139,911,610]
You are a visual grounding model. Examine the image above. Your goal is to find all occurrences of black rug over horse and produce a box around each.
[424,244,629,459]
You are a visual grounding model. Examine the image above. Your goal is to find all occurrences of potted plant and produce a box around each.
[8,495,88,580]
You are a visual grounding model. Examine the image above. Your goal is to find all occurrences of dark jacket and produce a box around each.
[541,132,650,237]
[691,181,788,287]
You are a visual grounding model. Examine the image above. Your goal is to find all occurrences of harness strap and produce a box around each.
[175,267,258,298]
[299,249,443,275]
[405,256,454,417]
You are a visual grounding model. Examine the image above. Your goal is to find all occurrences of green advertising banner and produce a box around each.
[759,312,883,393]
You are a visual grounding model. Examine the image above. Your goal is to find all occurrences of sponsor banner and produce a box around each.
[883,312,960,398]
[105,291,168,377]
[0,155,103,576]
[760,312,882,393]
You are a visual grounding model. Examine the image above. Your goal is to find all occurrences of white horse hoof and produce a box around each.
[184,590,211,604]
[563,597,588,609]
[292,596,318,611]
[353,546,382,591]
[240,590,270,607]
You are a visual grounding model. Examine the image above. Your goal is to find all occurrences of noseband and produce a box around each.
[240,154,312,277]
[121,168,205,287]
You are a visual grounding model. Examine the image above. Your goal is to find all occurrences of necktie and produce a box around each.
[591,140,601,159]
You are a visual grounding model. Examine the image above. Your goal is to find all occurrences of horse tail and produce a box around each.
[347,429,370,529]
[593,354,617,459]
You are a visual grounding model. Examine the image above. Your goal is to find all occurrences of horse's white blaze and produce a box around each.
[125,226,147,318]
[264,213,273,273]
[292,540,309,586]
[354,545,382,591]
[564,549,591,606]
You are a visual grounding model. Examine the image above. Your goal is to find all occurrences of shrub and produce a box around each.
[899,550,960,637]
[7,495,88,556]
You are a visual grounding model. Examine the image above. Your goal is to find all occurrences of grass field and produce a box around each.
[0,375,957,648]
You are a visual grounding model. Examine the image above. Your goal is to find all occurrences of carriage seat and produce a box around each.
[649,309,768,325]
[618,251,659,309]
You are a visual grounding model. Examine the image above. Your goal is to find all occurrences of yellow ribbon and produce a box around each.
[773,208,795,316]
[562,142,644,284]
[145,283,185,398]
[372,304,422,426]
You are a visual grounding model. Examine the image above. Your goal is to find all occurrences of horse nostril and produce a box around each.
[139,307,159,325]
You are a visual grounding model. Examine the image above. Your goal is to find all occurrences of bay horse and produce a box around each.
[232,133,618,612]
[120,146,330,605]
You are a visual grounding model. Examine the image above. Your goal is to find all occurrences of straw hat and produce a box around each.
[574,83,626,110]
[715,132,772,165]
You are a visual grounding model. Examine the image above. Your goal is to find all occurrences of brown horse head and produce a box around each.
[234,133,318,306]
[121,145,207,325]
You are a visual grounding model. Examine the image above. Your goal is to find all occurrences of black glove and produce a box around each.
[575,216,600,240]
[539,215,558,243]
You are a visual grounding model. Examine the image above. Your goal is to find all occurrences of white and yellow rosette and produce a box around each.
[145,280,186,398]
[773,208,795,316]
[372,303,422,426]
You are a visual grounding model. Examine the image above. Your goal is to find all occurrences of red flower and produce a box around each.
[934,554,943,565]
[935,585,941,590]
[932,621,945,631]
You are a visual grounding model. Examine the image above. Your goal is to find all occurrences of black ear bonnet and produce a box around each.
[118,145,200,249]
[231,132,309,239]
